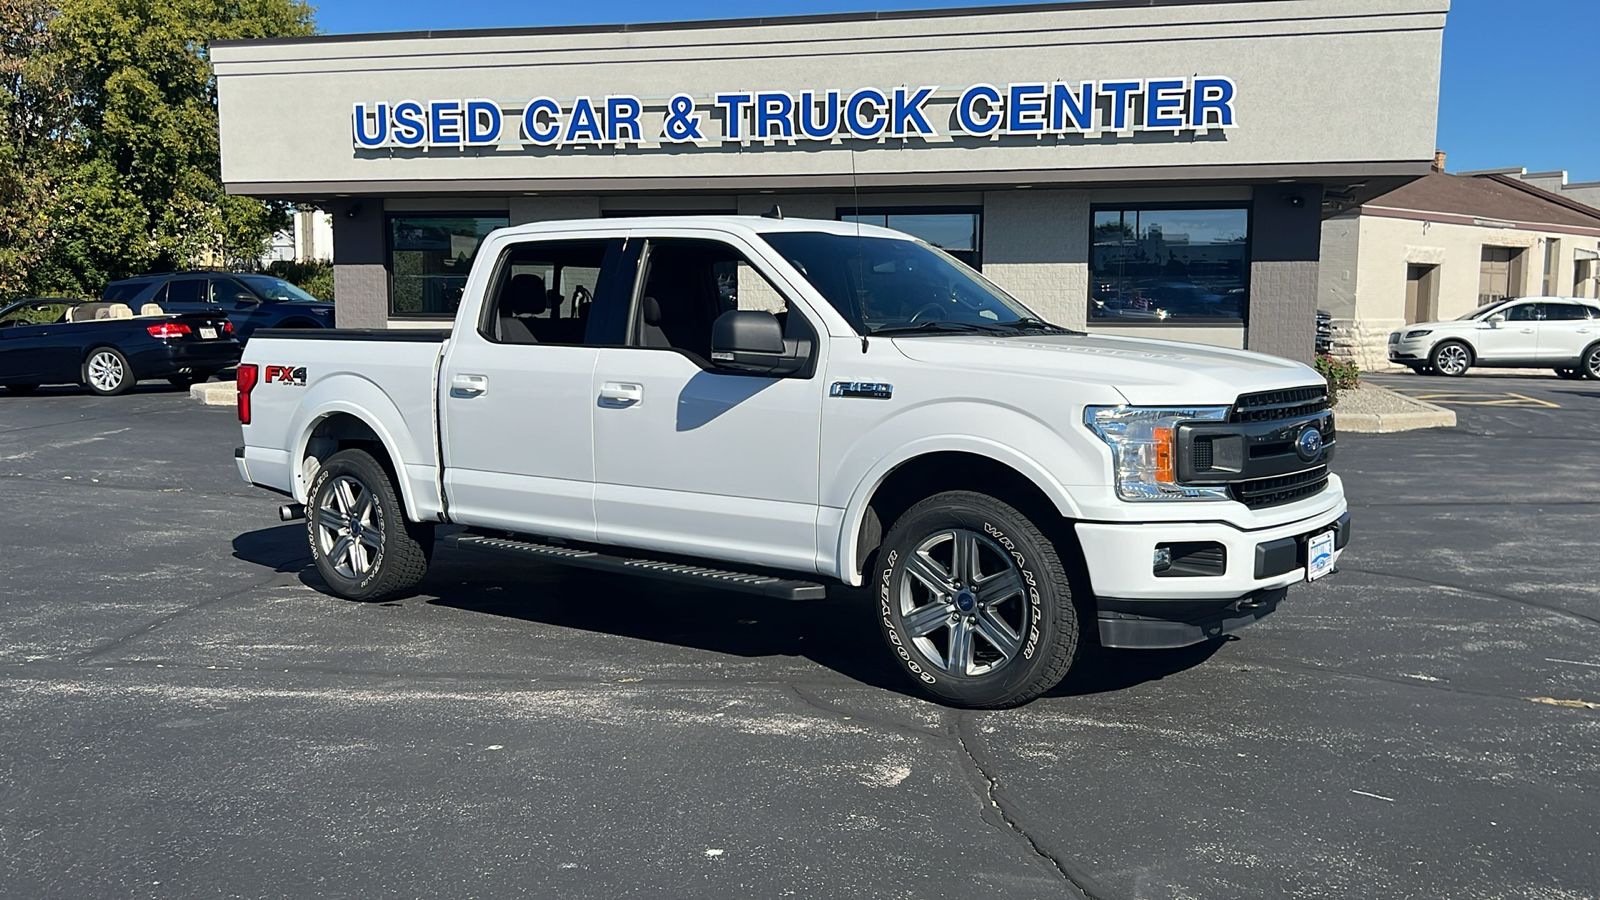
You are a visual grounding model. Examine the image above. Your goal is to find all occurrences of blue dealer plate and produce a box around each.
[1306,530,1336,582]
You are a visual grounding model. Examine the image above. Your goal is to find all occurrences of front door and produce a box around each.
[439,234,632,540]
[0,301,73,382]
[591,235,825,573]
[1472,301,1541,363]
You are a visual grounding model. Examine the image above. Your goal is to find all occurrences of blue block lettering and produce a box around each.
[755,92,795,139]
[392,101,425,146]
[522,98,561,145]
[845,88,887,138]
[464,100,502,144]
[353,102,388,147]
[891,86,936,137]
[956,84,1002,136]
[1049,82,1094,132]
[1145,79,1186,130]
[564,97,603,144]
[429,101,462,145]
[1007,83,1046,133]
[798,90,839,140]
[606,95,643,142]
[1192,77,1236,127]
[1099,81,1141,131]
[714,93,753,141]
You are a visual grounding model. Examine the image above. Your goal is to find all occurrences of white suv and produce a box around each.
[1388,297,1600,379]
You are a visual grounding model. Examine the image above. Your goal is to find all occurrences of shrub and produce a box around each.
[1315,353,1361,406]
[266,259,334,302]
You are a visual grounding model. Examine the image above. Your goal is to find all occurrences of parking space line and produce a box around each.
[1397,391,1560,408]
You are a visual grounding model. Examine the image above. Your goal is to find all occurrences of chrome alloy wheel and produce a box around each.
[897,528,1031,677]
[1585,346,1600,379]
[1434,343,1470,376]
[86,350,125,392]
[315,474,382,580]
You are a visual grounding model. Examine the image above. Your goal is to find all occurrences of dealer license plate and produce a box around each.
[199,327,217,339]
[1306,530,1336,582]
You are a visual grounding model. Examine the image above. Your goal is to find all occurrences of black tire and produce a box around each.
[1429,340,1473,377]
[1553,367,1583,380]
[82,347,133,395]
[1583,344,1600,380]
[4,384,40,394]
[874,490,1081,708]
[167,374,200,388]
[307,449,433,601]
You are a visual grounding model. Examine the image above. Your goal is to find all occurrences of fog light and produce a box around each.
[1153,547,1173,573]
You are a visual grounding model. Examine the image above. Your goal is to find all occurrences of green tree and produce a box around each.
[0,0,315,301]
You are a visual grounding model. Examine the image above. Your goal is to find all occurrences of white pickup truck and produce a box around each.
[235,215,1348,707]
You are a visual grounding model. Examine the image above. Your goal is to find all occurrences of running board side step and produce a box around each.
[444,532,828,600]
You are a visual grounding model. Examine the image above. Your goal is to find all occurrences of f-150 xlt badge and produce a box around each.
[830,382,893,400]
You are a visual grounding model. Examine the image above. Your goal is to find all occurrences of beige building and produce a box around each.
[1317,171,1600,369]
[211,0,1451,363]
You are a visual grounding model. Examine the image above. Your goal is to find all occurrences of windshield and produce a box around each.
[760,231,1069,336]
[1457,300,1512,321]
[237,275,320,303]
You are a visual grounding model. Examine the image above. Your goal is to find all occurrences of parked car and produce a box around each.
[103,272,334,341]
[1388,297,1600,378]
[235,216,1349,709]
[0,297,241,395]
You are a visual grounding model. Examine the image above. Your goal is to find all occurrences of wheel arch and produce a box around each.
[291,402,422,521]
[837,445,1083,587]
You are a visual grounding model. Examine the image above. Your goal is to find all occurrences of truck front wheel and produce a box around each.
[874,491,1082,708]
[307,449,433,601]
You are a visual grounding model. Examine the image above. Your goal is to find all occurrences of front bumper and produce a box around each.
[1075,494,1350,647]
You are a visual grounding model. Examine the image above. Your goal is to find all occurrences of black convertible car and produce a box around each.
[0,298,242,396]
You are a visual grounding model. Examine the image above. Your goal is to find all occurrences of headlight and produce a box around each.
[1084,406,1231,501]
[1404,329,1431,339]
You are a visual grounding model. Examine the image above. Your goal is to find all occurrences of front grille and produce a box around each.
[1230,386,1330,424]
[1230,466,1329,509]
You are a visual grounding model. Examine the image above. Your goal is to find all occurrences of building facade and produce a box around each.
[212,0,1449,362]
[1318,171,1600,369]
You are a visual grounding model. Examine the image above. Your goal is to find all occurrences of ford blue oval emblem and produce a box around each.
[1296,427,1324,460]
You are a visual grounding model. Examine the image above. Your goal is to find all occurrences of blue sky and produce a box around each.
[312,0,1599,183]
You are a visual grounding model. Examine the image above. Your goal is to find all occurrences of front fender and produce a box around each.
[828,404,1101,586]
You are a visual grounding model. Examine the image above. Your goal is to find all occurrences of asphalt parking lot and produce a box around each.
[2,374,1598,900]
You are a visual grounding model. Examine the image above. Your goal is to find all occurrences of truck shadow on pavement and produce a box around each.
[233,524,1222,702]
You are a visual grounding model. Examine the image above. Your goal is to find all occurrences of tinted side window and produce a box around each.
[483,239,623,346]
[210,278,255,304]
[1505,303,1539,321]
[1542,303,1587,321]
[164,279,207,310]
[102,282,148,305]
[630,238,803,363]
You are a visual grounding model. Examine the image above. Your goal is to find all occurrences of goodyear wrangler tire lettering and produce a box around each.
[874,491,1084,708]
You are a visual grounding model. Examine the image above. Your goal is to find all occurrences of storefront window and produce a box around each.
[389,214,508,317]
[840,208,982,269]
[1090,207,1249,323]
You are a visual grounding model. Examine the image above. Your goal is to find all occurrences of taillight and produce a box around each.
[147,322,192,339]
[221,320,234,335]
[236,363,258,424]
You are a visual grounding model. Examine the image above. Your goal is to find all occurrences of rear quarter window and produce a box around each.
[102,283,149,305]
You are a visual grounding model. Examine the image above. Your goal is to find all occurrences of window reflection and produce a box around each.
[1091,207,1248,322]
[389,215,508,317]
[840,209,982,269]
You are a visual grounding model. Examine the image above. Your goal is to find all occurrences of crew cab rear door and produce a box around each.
[439,232,635,540]
[589,231,825,573]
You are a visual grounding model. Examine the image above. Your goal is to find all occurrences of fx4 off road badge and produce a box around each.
[264,365,307,386]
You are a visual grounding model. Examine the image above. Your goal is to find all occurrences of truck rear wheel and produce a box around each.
[307,449,433,601]
[874,491,1081,708]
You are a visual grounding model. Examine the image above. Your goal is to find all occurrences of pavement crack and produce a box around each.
[74,571,292,665]
[786,684,947,742]
[954,714,1108,900]
[1337,565,1600,628]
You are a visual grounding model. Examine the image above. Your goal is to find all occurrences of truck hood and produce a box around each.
[889,332,1322,406]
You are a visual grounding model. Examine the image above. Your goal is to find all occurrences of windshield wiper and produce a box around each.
[997,317,1082,335]
[870,320,1016,336]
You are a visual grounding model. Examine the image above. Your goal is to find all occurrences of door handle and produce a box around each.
[450,374,488,396]
[599,382,642,405]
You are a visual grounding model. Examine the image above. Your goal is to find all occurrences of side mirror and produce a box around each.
[710,310,798,375]
[1486,314,1505,327]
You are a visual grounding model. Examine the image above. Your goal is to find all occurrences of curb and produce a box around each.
[1336,384,1455,433]
[190,382,238,407]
